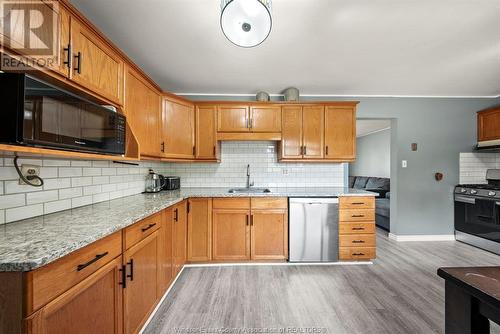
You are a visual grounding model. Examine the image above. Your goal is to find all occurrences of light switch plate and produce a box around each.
[402,160,408,168]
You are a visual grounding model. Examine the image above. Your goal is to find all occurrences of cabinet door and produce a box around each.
[173,201,187,276]
[217,105,249,132]
[187,198,212,262]
[212,209,250,260]
[70,19,123,104]
[251,210,288,260]
[324,106,356,160]
[157,208,174,296]
[281,106,303,159]
[196,105,218,160]
[478,109,500,142]
[163,99,195,158]
[250,106,281,132]
[27,257,123,334]
[48,4,71,77]
[124,67,161,158]
[123,232,158,334]
[302,106,324,159]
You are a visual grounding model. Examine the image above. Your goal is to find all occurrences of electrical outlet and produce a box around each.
[19,164,41,185]
[282,168,289,175]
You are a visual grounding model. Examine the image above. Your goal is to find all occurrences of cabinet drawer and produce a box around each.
[339,196,375,209]
[213,198,250,209]
[251,197,287,210]
[124,212,161,250]
[339,234,376,247]
[339,247,376,260]
[339,222,375,235]
[339,209,375,222]
[26,231,122,314]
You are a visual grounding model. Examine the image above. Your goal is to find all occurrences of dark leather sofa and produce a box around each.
[349,176,390,231]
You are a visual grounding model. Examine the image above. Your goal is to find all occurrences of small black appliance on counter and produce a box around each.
[162,176,180,190]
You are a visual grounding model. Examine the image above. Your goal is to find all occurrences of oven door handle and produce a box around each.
[455,196,476,204]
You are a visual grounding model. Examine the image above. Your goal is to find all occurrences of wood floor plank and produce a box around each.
[144,230,500,334]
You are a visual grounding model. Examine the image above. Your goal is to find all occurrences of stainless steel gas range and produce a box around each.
[455,169,500,255]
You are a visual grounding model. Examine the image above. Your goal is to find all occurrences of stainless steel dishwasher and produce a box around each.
[289,197,339,262]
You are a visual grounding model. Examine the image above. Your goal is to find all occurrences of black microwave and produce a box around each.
[0,73,125,155]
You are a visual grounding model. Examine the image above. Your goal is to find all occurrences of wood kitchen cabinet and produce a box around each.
[26,256,124,334]
[212,209,251,260]
[324,106,356,161]
[217,105,249,132]
[123,232,159,334]
[187,198,213,262]
[478,107,500,143]
[196,105,219,160]
[158,208,174,295]
[280,105,324,160]
[250,106,281,132]
[172,201,188,276]
[70,18,124,105]
[162,98,195,159]
[124,67,161,158]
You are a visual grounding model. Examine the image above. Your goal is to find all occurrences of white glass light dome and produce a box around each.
[220,0,272,48]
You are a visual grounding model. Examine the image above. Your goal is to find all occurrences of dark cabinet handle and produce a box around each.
[126,259,134,281]
[213,146,216,156]
[174,208,178,222]
[161,142,165,153]
[141,223,156,232]
[300,146,304,156]
[352,202,365,205]
[74,51,82,74]
[352,253,365,256]
[193,146,196,156]
[77,252,108,271]
[246,214,249,226]
[325,145,329,155]
[352,227,365,230]
[63,44,71,69]
[250,214,253,226]
[303,146,307,155]
[352,240,365,244]
[352,215,365,218]
[119,264,127,288]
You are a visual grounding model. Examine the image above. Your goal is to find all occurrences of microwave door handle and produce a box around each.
[455,196,476,204]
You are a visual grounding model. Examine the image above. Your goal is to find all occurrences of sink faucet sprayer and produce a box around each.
[246,164,254,188]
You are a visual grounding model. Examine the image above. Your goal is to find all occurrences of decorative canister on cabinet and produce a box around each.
[283,87,299,101]
[256,91,270,101]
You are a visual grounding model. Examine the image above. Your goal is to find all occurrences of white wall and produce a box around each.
[164,141,345,188]
[459,152,500,184]
[350,129,391,178]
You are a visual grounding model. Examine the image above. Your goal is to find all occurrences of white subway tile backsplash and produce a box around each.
[0,167,20,180]
[27,190,58,205]
[6,204,43,223]
[71,195,93,208]
[59,187,83,199]
[44,199,71,214]
[39,167,58,178]
[459,152,500,184]
[83,185,102,196]
[92,176,109,185]
[0,193,26,209]
[71,160,92,167]
[42,159,71,167]
[58,167,83,177]
[43,178,71,190]
[0,210,4,224]
[71,177,93,187]
[82,168,101,177]
[92,192,110,203]
[5,180,43,194]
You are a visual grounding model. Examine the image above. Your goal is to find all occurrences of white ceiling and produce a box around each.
[71,0,500,97]
[357,120,391,137]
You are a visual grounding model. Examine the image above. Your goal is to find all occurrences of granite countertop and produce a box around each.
[0,187,375,272]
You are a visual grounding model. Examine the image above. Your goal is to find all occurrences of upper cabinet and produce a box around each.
[280,103,357,162]
[217,105,249,132]
[124,67,161,158]
[162,98,195,159]
[70,20,124,105]
[478,107,500,143]
[250,106,281,132]
[196,105,219,161]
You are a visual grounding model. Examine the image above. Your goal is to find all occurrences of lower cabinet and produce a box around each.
[157,208,174,296]
[251,210,288,260]
[212,209,251,260]
[187,198,212,262]
[123,232,159,334]
[26,256,123,334]
[172,201,187,276]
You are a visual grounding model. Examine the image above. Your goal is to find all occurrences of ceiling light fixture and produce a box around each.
[220,0,272,48]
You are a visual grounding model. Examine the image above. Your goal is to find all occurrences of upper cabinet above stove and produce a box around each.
[477,107,500,149]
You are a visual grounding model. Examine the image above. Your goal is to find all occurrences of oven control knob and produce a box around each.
[470,190,478,194]
[489,191,496,197]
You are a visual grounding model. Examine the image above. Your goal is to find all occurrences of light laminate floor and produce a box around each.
[144,230,500,334]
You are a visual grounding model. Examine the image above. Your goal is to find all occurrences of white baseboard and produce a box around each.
[388,233,456,242]
[139,266,185,334]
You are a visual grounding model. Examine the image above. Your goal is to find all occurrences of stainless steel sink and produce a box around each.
[228,188,271,194]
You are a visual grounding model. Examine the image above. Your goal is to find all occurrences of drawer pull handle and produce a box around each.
[77,252,109,271]
[352,253,365,256]
[352,202,365,205]
[352,240,365,243]
[174,208,178,222]
[119,265,127,288]
[141,223,156,232]
[126,259,134,281]
[352,227,365,230]
[352,215,365,218]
